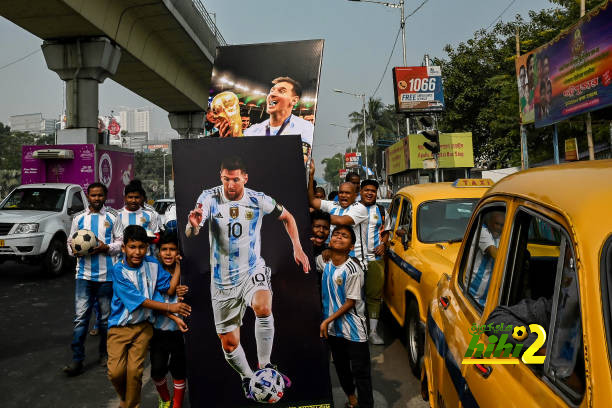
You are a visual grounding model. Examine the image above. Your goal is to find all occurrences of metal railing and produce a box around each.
[192,0,227,46]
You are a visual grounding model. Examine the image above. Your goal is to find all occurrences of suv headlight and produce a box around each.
[13,223,39,234]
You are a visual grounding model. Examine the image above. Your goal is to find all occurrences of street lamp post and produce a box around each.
[163,153,170,198]
[333,89,368,175]
[348,0,410,134]
[330,123,353,152]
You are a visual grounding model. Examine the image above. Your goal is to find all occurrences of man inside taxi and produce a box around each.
[467,211,505,307]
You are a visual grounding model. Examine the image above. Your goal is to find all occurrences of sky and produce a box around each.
[0,0,554,176]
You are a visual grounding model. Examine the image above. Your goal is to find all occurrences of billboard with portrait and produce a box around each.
[172,136,331,408]
[206,40,324,168]
[515,0,612,127]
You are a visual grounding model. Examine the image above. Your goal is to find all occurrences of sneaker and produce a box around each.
[264,363,292,388]
[62,360,84,377]
[157,397,171,408]
[369,330,384,345]
[241,377,254,401]
[89,328,99,336]
[98,354,108,367]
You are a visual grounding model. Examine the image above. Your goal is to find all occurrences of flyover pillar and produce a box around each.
[168,112,206,138]
[42,37,121,144]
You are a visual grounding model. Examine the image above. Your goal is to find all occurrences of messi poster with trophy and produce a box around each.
[173,136,332,407]
[205,39,324,168]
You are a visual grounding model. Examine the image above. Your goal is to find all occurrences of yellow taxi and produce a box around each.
[422,160,612,407]
[384,179,493,376]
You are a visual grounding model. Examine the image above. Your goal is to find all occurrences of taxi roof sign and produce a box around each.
[453,178,494,188]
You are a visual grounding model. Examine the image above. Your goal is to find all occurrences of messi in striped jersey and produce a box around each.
[359,179,392,345]
[185,156,309,400]
[308,162,368,267]
[107,225,190,408]
[316,225,373,408]
[63,182,123,377]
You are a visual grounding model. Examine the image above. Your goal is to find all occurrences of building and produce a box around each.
[124,131,148,152]
[9,113,56,135]
[119,107,151,134]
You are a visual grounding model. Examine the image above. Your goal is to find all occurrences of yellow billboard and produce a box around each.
[409,132,474,169]
[387,138,410,175]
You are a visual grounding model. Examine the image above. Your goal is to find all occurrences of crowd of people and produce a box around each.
[64,179,190,408]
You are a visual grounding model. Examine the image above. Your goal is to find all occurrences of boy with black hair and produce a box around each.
[64,182,123,376]
[151,231,189,408]
[119,179,160,233]
[107,225,191,408]
[310,209,331,257]
[317,225,373,408]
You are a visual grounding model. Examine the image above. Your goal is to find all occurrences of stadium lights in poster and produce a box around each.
[205,39,324,169]
[515,0,612,127]
[172,136,332,407]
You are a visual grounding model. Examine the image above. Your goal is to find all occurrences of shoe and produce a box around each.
[369,330,384,345]
[99,354,108,367]
[89,328,99,336]
[157,397,171,408]
[264,363,292,388]
[241,377,254,401]
[62,360,84,377]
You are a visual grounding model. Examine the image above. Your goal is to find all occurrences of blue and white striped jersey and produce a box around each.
[108,255,171,328]
[118,206,160,233]
[68,206,123,282]
[319,200,369,265]
[154,292,180,331]
[316,255,367,342]
[364,204,392,262]
[195,186,277,289]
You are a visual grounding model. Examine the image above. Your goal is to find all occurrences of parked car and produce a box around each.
[0,183,87,276]
[153,198,175,223]
[384,179,493,376]
[422,161,612,407]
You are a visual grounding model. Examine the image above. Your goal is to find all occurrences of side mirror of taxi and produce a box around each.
[396,226,411,249]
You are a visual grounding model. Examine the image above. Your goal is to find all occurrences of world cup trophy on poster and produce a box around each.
[211,91,243,137]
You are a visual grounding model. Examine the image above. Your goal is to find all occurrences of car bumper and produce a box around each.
[0,233,48,256]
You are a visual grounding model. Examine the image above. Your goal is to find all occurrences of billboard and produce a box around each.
[173,136,332,408]
[392,66,445,113]
[515,0,612,127]
[386,138,410,175]
[207,40,324,168]
[410,132,474,168]
[339,168,348,180]
[344,152,361,168]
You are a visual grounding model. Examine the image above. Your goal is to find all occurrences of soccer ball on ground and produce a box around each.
[512,325,528,341]
[70,229,98,256]
[249,367,285,404]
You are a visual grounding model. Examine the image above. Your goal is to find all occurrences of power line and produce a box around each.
[371,0,431,97]
[486,0,517,31]
[0,48,42,71]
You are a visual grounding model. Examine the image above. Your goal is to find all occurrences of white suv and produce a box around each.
[0,183,87,276]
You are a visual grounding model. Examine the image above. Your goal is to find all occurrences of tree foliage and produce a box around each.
[133,150,173,200]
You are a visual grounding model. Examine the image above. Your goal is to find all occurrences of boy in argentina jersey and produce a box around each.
[118,180,160,256]
[359,179,392,345]
[185,156,310,400]
[316,225,373,408]
[64,182,123,377]
[307,161,369,267]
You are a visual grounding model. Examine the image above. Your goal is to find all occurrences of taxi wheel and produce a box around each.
[406,300,424,378]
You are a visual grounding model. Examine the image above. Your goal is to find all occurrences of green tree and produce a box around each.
[321,153,344,188]
[133,150,173,200]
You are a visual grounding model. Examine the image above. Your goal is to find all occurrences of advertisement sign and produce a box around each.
[143,143,169,152]
[339,168,348,180]
[515,1,612,127]
[565,138,579,161]
[386,138,410,175]
[409,132,474,169]
[208,40,324,168]
[344,152,361,168]
[96,147,134,208]
[172,136,332,408]
[392,66,445,113]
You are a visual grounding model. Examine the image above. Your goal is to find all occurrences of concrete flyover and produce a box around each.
[0,0,224,138]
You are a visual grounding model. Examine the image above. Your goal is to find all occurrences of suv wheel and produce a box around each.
[43,237,67,276]
[406,299,425,378]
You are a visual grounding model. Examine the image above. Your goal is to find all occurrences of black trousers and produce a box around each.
[327,335,374,408]
[150,329,186,380]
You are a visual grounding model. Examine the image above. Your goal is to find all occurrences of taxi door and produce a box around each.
[428,200,511,408]
[385,194,411,324]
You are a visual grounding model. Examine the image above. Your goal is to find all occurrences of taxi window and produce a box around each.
[494,208,584,403]
[389,196,403,232]
[458,205,506,312]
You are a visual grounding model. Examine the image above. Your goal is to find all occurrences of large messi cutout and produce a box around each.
[173,136,332,407]
[206,39,324,169]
